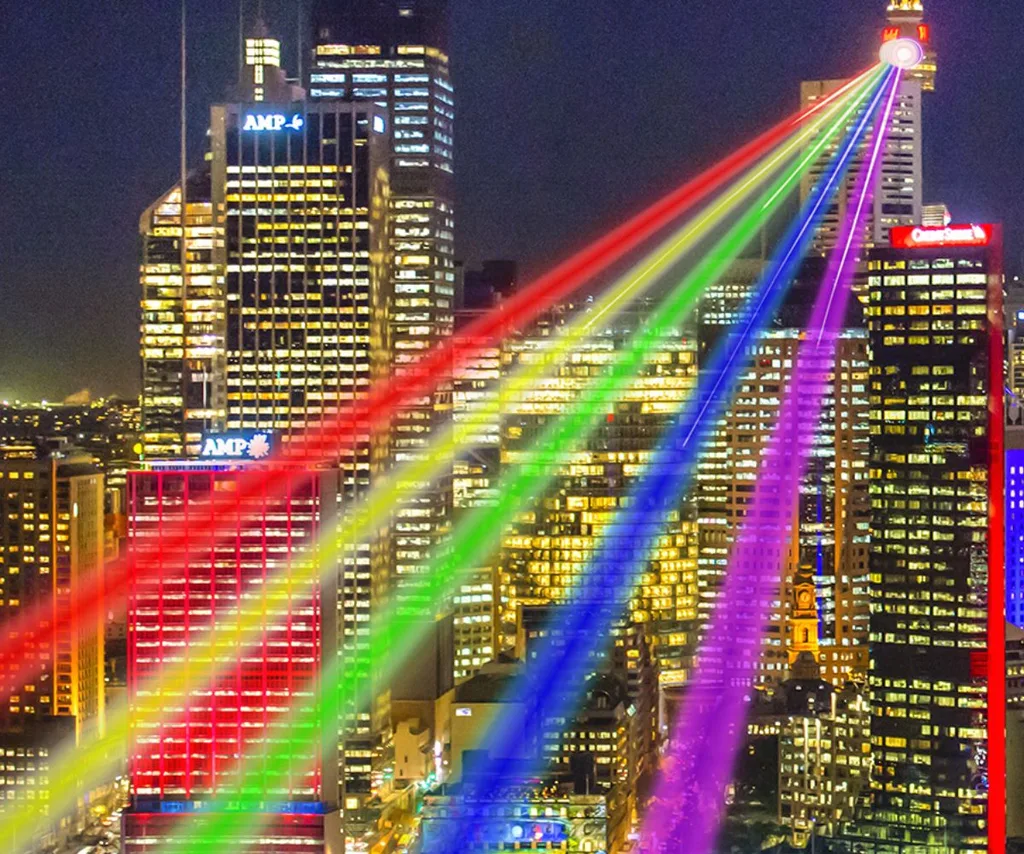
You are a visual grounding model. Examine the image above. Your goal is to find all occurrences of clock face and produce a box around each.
[797,590,813,609]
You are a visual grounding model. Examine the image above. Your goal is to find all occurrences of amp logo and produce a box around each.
[199,433,273,461]
[242,113,305,132]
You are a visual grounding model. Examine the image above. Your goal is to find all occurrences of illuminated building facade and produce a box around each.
[498,303,700,683]
[123,456,341,852]
[311,0,456,630]
[775,656,871,848]
[1008,430,1024,631]
[450,306,504,682]
[849,224,1005,853]
[139,168,226,459]
[420,784,628,854]
[0,448,106,847]
[696,328,871,688]
[801,74,923,254]
[209,99,393,845]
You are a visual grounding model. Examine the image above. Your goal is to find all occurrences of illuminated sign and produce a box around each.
[242,113,305,132]
[455,707,472,717]
[891,223,994,249]
[882,26,900,42]
[199,432,273,460]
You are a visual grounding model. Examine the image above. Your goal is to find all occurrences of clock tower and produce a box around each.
[788,566,820,665]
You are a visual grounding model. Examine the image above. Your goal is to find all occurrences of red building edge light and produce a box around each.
[986,224,1006,854]
[0,67,877,698]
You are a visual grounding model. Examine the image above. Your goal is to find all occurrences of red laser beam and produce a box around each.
[0,67,874,702]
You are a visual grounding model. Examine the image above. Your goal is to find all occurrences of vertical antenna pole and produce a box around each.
[239,0,245,81]
[180,0,188,450]
[297,0,304,85]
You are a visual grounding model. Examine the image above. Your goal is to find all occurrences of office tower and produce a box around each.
[498,302,700,683]
[209,98,393,846]
[696,326,872,688]
[1008,287,1024,631]
[123,451,341,852]
[311,0,456,622]
[212,100,391,441]
[775,655,871,847]
[801,1,933,254]
[0,446,106,848]
[1008,402,1024,630]
[450,305,505,681]
[850,223,1005,853]
[694,258,765,356]
[139,168,226,459]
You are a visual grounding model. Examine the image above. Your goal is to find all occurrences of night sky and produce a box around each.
[1,1,1021,401]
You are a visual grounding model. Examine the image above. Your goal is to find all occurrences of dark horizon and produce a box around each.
[2,0,1021,401]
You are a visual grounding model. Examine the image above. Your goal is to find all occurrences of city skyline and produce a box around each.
[0,2,1019,853]
[2,0,1023,400]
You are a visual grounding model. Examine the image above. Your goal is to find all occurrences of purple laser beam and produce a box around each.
[639,66,903,854]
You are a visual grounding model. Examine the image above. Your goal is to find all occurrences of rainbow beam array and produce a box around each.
[425,67,892,853]
[0,70,873,718]
[0,79,871,854]
[638,66,902,854]
[125,71,883,854]
[0,78,875,854]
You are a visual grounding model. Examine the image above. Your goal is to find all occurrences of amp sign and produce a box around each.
[242,113,305,132]
[199,432,273,461]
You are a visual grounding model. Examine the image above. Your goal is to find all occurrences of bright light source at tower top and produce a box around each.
[880,37,925,69]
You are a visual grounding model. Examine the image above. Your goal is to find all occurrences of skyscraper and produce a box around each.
[123,450,342,853]
[0,445,106,848]
[847,223,1005,853]
[498,302,700,683]
[696,328,871,688]
[209,97,394,847]
[310,0,456,625]
[139,168,226,459]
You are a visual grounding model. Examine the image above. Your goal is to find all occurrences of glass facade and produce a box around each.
[845,229,1004,852]
[139,169,226,460]
[0,453,105,845]
[696,331,872,688]
[311,0,456,637]
[211,100,393,839]
[498,303,700,683]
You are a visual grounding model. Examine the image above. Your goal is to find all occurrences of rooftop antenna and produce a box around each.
[238,0,245,81]
[297,0,304,84]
